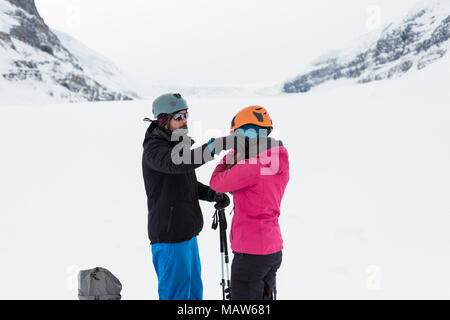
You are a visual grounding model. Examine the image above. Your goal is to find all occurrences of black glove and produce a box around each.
[214,192,230,210]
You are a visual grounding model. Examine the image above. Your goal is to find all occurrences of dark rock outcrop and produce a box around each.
[7,0,40,17]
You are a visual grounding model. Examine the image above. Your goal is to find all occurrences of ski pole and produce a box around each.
[212,207,231,300]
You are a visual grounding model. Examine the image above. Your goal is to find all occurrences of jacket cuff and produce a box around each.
[207,138,216,155]
[207,188,216,202]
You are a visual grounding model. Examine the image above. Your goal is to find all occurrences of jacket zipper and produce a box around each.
[230,206,236,240]
[230,206,235,240]
[166,206,174,232]
[230,219,234,240]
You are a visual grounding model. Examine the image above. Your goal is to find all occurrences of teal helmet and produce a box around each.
[152,93,189,118]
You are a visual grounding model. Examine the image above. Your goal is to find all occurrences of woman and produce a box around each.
[209,105,290,300]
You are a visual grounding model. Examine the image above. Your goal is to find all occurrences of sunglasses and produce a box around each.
[172,112,189,121]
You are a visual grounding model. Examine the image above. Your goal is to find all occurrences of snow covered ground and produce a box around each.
[0,52,449,300]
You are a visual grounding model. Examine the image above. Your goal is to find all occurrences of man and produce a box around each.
[142,93,232,300]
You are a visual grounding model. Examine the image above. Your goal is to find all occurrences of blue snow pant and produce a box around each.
[151,237,203,300]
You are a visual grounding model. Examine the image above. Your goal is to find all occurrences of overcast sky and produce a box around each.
[35,0,420,90]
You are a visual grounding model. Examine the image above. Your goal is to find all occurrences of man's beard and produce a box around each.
[169,123,188,131]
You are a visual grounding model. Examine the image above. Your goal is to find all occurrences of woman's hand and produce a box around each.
[214,192,231,209]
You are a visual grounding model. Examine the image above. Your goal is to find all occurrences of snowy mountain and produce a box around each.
[283,0,450,93]
[0,0,138,104]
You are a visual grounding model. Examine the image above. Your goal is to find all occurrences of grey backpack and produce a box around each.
[78,267,122,300]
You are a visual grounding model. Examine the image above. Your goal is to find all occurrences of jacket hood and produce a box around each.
[143,120,169,146]
[143,120,195,147]
[240,137,284,160]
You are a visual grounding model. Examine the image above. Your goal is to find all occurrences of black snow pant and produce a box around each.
[230,251,282,300]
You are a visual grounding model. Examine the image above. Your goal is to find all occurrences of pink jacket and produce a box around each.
[210,145,290,255]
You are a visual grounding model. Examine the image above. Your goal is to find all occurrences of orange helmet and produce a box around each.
[230,106,273,132]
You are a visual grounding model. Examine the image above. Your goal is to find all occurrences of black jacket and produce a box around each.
[142,121,216,244]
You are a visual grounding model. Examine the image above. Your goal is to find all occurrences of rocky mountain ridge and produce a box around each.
[283,0,450,93]
[0,0,137,103]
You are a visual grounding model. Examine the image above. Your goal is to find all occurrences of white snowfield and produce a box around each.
[0,51,449,300]
[0,1,17,33]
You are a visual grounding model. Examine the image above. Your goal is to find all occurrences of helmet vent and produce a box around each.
[252,111,264,122]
